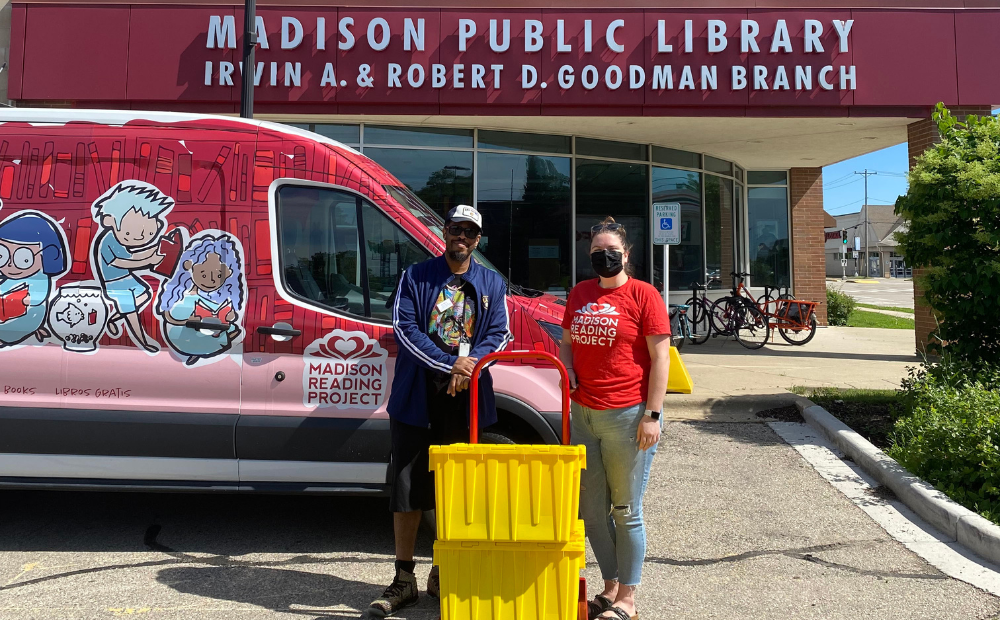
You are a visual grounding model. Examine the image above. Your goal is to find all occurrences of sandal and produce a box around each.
[598,605,638,620]
[587,594,614,620]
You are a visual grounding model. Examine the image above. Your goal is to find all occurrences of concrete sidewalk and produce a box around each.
[666,326,920,422]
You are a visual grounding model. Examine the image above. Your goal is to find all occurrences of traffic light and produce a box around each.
[841,230,848,244]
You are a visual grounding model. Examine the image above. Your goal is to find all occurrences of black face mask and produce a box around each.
[590,249,624,278]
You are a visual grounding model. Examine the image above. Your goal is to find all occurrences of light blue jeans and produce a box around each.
[573,401,658,586]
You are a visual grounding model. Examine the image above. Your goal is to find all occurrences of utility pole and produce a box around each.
[240,0,257,119]
[854,169,877,277]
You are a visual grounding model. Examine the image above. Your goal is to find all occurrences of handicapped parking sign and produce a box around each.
[653,202,681,244]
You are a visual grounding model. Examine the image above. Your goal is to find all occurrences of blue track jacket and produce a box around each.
[387,255,512,428]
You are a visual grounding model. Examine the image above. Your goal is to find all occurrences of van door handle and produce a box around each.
[257,324,302,338]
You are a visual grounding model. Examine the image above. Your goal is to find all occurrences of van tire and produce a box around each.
[481,431,517,445]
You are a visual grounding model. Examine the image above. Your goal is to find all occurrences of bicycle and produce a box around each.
[668,304,690,350]
[683,281,712,345]
[709,273,772,349]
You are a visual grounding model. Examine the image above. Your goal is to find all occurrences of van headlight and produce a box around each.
[537,320,563,347]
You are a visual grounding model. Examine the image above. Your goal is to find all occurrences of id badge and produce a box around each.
[458,342,471,357]
[436,298,453,312]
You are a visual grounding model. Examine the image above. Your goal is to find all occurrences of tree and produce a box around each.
[894,103,1000,363]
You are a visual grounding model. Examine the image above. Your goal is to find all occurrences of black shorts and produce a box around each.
[388,373,473,513]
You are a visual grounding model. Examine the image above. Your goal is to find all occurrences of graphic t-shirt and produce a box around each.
[561,278,671,410]
[428,278,476,353]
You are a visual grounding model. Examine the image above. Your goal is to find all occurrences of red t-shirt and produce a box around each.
[561,278,671,410]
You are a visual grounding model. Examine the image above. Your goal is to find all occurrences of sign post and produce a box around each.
[653,202,681,308]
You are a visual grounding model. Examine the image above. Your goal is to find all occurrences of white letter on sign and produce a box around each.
[207,15,236,49]
[558,65,574,88]
[732,65,747,90]
[459,19,476,52]
[657,20,672,53]
[282,17,304,49]
[522,64,538,88]
[368,18,390,51]
[804,20,824,53]
[339,17,355,51]
[404,18,425,51]
[707,20,727,53]
[833,20,854,53]
[525,20,543,52]
[740,20,759,53]
[490,20,510,52]
[607,19,625,53]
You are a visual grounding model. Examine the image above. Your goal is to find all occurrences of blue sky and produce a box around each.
[822,143,909,216]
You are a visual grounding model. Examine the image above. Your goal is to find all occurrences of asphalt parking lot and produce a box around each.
[3,418,999,620]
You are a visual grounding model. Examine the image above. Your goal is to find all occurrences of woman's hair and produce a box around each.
[590,216,631,252]
[590,216,633,275]
[157,234,245,314]
[0,212,68,276]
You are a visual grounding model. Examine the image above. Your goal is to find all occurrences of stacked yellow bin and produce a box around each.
[428,351,588,620]
[429,444,587,620]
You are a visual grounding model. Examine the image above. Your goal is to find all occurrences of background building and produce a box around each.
[825,205,908,279]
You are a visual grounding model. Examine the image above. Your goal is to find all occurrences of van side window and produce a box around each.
[276,186,365,317]
[361,202,432,320]
[275,185,431,321]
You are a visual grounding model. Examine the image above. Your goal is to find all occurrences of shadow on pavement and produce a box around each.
[0,491,431,558]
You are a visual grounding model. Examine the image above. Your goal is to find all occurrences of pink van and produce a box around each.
[0,110,566,493]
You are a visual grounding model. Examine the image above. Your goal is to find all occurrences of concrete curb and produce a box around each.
[794,398,1000,567]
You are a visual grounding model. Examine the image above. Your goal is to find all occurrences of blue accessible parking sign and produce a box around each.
[653,202,681,245]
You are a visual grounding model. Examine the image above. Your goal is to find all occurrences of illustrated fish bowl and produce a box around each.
[48,285,108,352]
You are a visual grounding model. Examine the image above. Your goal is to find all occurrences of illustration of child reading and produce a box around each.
[156,233,245,366]
[0,211,69,347]
[91,181,179,353]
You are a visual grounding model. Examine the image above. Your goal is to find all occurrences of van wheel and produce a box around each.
[481,430,517,445]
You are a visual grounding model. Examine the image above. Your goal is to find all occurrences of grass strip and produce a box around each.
[847,309,915,329]
[856,303,915,314]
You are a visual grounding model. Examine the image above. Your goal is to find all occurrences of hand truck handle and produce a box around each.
[468,350,571,445]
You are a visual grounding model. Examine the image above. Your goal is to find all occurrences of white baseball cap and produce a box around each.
[446,205,483,231]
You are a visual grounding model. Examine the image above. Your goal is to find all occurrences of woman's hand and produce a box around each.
[637,414,660,451]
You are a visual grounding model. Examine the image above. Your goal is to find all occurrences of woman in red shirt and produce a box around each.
[560,217,671,620]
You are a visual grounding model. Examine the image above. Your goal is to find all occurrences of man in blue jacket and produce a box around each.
[370,205,511,617]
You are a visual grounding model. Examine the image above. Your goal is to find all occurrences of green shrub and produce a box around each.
[826,289,856,326]
[889,358,1000,523]
[895,104,1000,364]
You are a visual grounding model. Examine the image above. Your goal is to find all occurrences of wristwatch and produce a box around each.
[645,409,661,420]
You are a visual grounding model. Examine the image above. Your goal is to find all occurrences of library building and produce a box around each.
[4,0,1000,338]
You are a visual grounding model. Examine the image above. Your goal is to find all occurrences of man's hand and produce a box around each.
[447,374,471,397]
[149,252,165,267]
[451,356,478,378]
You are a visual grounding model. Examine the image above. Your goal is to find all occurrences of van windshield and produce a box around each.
[383,185,501,274]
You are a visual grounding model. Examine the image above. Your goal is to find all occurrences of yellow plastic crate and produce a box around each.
[429,443,586,543]
[434,520,586,620]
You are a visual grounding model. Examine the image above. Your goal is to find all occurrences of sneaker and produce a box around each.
[369,569,418,617]
[427,565,440,599]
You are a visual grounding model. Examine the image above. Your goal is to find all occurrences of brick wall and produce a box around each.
[907,106,992,353]
[789,167,827,325]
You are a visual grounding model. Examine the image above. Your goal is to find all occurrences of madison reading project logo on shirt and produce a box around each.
[571,302,620,347]
[303,329,388,409]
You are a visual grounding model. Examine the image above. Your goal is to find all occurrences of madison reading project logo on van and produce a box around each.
[570,302,620,347]
[303,329,388,408]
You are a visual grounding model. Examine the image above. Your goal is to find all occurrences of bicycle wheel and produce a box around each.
[669,308,684,349]
[779,313,817,346]
[685,297,712,345]
[733,301,771,350]
[709,296,737,337]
